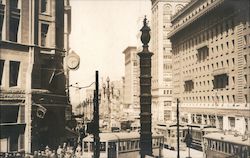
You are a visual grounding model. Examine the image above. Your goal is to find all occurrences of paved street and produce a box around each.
[162,148,203,158]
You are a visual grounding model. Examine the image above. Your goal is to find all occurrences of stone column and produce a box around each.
[223,116,229,130]
[201,114,205,125]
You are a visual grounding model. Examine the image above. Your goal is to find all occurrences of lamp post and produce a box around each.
[102,77,114,131]
[138,16,153,158]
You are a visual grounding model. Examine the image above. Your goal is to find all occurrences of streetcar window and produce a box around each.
[84,142,88,152]
[131,141,135,149]
[119,142,121,151]
[127,141,130,150]
[225,142,227,153]
[121,141,125,151]
[135,140,140,149]
[100,142,106,152]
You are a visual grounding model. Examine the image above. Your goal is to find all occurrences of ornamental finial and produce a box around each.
[140,16,151,47]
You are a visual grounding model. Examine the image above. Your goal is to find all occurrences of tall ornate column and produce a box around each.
[138,17,153,158]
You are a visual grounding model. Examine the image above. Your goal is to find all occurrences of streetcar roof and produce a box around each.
[203,133,250,146]
[202,128,221,132]
[187,124,216,129]
[83,132,163,142]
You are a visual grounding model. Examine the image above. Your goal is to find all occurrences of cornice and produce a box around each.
[152,0,190,8]
[168,0,225,38]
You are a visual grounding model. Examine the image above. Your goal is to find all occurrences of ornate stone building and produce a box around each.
[150,0,190,125]
[168,0,250,134]
[123,46,140,116]
[0,0,71,153]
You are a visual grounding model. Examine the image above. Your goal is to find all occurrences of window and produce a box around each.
[228,117,235,129]
[9,18,19,42]
[213,74,228,89]
[100,142,106,152]
[197,46,209,61]
[9,0,18,8]
[232,76,235,84]
[41,24,49,46]
[244,35,247,45]
[0,60,4,85]
[244,74,247,83]
[164,101,171,107]
[244,55,247,63]
[41,0,48,13]
[9,61,20,87]
[184,80,194,91]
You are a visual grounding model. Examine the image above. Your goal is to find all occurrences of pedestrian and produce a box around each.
[57,145,62,156]
[45,145,51,156]
[75,144,82,158]
[33,151,39,158]
[50,150,57,158]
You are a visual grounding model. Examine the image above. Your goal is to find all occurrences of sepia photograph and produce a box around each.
[0,0,249,158]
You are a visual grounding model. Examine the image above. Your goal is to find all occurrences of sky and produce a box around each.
[69,0,151,106]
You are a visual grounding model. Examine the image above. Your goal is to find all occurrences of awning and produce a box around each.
[0,105,20,123]
[65,127,79,139]
[0,123,26,137]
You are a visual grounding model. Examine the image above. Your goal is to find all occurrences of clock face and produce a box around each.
[66,55,80,70]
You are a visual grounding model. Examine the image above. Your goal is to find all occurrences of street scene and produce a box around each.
[0,0,250,158]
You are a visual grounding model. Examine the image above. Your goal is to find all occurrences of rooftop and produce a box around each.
[203,132,250,146]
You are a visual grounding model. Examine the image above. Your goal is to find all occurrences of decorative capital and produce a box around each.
[140,16,151,47]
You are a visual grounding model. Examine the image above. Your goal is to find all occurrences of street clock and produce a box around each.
[66,50,80,70]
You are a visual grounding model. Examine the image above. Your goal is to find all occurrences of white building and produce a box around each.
[150,0,190,125]
[123,46,140,119]
[168,0,250,135]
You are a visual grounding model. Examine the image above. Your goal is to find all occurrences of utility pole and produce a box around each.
[177,98,180,158]
[93,71,100,158]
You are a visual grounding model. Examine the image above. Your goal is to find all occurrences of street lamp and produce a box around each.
[102,76,114,131]
[85,96,93,121]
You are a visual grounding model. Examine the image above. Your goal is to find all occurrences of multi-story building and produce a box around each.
[168,0,250,135]
[150,0,190,125]
[123,46,140,118]
[0,0,71,153]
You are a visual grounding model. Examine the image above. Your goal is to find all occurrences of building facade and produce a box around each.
[123,47,140,118]
[0,0,70,153]
[150,0,190,125]
[168,0,250,135]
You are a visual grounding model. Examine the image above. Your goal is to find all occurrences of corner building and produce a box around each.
[168,0,250,134]
[0,0,70,153]
[150,0,190,125]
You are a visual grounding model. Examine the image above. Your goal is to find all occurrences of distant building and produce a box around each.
[0,0,71,153]
[123,46,140,119]
[150,0,190,125]
[168,0,250,134]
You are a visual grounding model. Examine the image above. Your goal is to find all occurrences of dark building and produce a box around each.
[0,0,71,154]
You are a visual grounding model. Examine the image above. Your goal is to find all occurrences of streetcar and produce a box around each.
[203,132,250,158]
[82,132,164,158]
[187,124,221,151]
[154,122,188,150]
[164,124,188,150]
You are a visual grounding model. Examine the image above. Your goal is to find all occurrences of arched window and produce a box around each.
[163,4,172,15]
[175,4,184,13]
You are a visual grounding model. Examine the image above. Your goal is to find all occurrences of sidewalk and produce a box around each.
[162,148,204,158]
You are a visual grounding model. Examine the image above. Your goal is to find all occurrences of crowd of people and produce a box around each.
[0,143,83,158]
[32,143,82,158]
